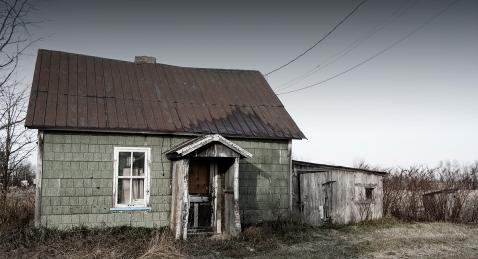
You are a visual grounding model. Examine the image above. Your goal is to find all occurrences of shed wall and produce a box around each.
[293,167,383,225]
[39,131,290,229]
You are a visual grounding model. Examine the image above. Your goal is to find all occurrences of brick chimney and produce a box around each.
[134,56,156,64]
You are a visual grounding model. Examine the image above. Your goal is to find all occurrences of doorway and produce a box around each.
[188,159,212,232]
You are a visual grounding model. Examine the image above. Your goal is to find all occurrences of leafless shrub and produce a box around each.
[383,161,478,223]
[356,192,373,221]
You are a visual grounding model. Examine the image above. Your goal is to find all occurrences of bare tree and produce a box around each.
[0,0,38,93]
[0,84,34,195]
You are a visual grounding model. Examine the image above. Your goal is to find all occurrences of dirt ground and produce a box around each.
[1,220,477,258]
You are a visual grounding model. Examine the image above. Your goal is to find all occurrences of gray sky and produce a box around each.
[19,0,478,167]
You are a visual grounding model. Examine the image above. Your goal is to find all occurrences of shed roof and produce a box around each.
[292,160,387,175]
[25,49,305,139]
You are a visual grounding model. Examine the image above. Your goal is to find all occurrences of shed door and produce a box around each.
[323,182,334,221]
[299,173,322,226]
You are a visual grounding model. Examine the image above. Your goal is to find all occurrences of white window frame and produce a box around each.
[112,146,151,208]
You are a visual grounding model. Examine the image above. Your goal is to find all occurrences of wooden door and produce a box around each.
[323,182,334,221]
[299,173,322,226]
[188,160,211,230]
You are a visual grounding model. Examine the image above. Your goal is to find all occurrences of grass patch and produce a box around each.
[1,220,477,258]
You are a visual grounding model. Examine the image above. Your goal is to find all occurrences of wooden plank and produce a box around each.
[171,159,190,240]
[170,161,178,233]
[34,131,43,227]
[181,159,190,240]
[188,160,209,195]
[288,139,293,212]
[232,158,241,236]
[193,203,199,228]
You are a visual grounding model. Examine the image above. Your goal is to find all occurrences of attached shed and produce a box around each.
[292,160,386,225]
[25,49,305,239]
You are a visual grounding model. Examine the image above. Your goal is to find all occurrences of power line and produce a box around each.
[277,0,460,96]
[264,0,369,76]
[274,0,417,92]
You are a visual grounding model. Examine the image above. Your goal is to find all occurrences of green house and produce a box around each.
[25,49,305,239]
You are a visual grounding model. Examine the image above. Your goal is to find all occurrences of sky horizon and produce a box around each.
[17,0,478,168]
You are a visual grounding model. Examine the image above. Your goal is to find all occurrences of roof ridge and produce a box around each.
[37,49,260,73]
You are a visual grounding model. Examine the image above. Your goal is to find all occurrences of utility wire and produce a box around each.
[264,0,369,76]
[274,0,417,92]
[277,0,460,95]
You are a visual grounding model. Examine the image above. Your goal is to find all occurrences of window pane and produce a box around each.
[133,152,145,176]
[132,179,144,201]
[118,152,131,176]
[117,179,130,204]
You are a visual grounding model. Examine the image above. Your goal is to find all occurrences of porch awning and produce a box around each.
[165,134,252,160]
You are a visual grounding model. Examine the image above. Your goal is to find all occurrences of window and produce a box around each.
[113,147,151,208]
[365,187,374,200]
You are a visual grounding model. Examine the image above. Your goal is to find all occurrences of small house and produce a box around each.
[292,160,386,225]
[25,49,305,239]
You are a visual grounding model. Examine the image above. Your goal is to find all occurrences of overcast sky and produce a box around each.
[19,0,478,168]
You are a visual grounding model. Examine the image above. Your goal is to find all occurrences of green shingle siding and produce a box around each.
[40,132,290,229]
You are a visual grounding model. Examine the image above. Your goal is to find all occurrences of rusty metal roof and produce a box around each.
[25,49,305,139]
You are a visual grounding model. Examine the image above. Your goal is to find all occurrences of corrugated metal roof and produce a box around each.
[25,49,305,139]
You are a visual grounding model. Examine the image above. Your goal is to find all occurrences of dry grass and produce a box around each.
[1,189,477,258]
[254,219,478,259]
[0,187,34,230]
[1,219,477,258]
